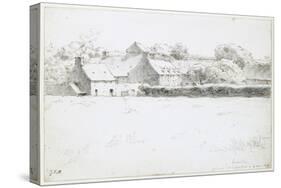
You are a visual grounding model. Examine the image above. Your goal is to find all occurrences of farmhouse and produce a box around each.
[71,57,116,96]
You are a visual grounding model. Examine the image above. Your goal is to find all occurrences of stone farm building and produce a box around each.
[69,42,183,96]
[68,41,271,96]
[128,58,182,86]
[71,57,116,96]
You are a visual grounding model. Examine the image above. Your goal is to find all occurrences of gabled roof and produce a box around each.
[82,63,115,81]
[148,59,181,75]
[134,42,149,52]
[101,54,143,77]
[126,41,149,54]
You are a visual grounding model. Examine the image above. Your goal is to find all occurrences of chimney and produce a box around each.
[101,50,108,59]
[75,57,83,67]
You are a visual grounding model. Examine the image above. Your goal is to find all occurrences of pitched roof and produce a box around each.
[126,42,149,54]
[134,42,149,52]
[101,55,143,77]
[148,59,181,75]
[82,63,115,81]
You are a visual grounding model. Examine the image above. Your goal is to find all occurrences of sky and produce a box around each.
[44,5,273,59]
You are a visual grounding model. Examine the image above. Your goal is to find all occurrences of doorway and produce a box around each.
[109,89,114,96]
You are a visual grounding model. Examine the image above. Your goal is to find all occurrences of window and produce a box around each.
[109,89,114,96]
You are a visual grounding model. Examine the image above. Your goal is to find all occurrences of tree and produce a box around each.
[204,59,245,84]
[44,30,102,85]
[170,43,189,60]
[214,44,255,69]
[149,42,189,61]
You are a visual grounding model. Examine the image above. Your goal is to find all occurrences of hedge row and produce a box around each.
[139,85,271,97]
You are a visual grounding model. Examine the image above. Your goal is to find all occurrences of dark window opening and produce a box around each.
[110,89,114,96]
[95,89,98,96]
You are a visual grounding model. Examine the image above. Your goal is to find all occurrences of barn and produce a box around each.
[149,59,182,86]
[128,56,182,87]
[70,57,117,96]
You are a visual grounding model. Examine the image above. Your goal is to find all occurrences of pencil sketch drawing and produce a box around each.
[30,4,273,184]
[41,40,271,97]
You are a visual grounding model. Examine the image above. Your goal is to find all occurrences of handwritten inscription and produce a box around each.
[48,169,62,176]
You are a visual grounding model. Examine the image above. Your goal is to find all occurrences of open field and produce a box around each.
[41,96,272,182]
